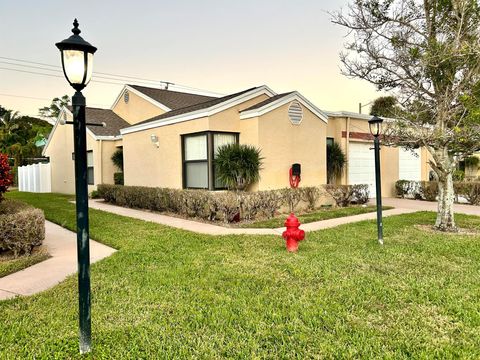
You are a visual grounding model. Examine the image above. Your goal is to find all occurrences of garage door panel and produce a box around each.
[399,148,421,181]
[348,142,376,198]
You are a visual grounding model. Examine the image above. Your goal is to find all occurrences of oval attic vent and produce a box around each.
[124,90,130,103]
[288,101,303,125]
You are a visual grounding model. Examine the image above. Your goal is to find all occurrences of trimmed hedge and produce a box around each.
[395,180,480,205]
[0,200,45,257]
[97,184,371,222]
[324,184,370,207]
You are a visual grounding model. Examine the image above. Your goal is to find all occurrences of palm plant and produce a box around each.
[327,142,346,184]
[0,110,20,146]
[215,144,263,190]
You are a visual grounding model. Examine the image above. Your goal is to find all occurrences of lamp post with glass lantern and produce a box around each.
[56,19,97,354]
[368,115,384,245]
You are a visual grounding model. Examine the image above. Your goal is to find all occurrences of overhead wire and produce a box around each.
[0,56,224,95]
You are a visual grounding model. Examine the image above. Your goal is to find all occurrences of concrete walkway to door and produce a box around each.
[0,221,116,301]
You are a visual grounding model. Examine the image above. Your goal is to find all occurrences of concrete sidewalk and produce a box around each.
[0,221,116,301]
[88,200,418,235]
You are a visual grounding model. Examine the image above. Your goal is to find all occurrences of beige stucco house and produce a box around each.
[43,84,431,197]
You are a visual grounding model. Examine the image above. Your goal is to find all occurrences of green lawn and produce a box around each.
[0,250,49,278]
[2,192,480,359]
[242,205,393,228]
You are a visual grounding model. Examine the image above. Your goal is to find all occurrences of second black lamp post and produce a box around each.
[368,115,384,245]
[56,19,97,354]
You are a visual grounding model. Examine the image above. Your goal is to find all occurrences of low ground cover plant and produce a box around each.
[97,184,370,224]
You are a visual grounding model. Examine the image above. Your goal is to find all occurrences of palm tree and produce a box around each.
[215,144,263,190]
[327,142,346,184]
[0,110,20,148]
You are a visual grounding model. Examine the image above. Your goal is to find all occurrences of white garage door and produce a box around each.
[348,142,376,198]
[399,148,421,181]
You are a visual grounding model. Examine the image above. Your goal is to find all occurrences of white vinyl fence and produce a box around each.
[18,163,51,193]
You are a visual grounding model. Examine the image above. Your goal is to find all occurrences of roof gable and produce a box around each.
[42,106,129,155]
[240,91,328,123]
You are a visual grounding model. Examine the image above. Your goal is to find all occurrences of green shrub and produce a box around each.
[351,184,370,204]
[214,192,240,223]
[465,156,480,168]
[90,190,100,199]
[239,192,262,221]
[214,144,263,190]
[324,185,355,207]
[280,187,302,212]
[0,199,30,215]
[454,181,480,205]
[395,180,412,198]
[326,142,346,184]
[0,200,45,257]
[419,181,438,201]
[97,185,338,222]
[301,186,321,210]
[453,170,465,182]
[257,190,284,218]
[114,172,124,185]
[111,148,123,172]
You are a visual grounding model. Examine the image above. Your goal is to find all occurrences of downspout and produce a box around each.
[99,139,103,185]
[345,117,350,185]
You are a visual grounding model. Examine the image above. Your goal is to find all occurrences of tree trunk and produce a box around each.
[435,171,457,232]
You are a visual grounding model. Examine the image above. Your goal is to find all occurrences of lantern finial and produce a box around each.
[72,19,81,36]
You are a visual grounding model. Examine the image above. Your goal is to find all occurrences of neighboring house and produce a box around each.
[326,111,430,196]
[43,84,431,197]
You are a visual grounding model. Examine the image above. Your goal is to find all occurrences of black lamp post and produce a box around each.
[368,115,384,245]
[56,19,97,354]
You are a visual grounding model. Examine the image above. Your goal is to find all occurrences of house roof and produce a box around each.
[67,106,130,137]
[120,86,277,135]
[128,85,217,110]
[241,92,294,112]
[134,87,261,126]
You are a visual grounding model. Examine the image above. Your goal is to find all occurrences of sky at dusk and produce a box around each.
[0,0,382,117]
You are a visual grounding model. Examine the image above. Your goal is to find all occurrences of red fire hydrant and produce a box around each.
[282,213,305,252]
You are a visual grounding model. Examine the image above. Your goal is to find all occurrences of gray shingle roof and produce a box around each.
[134,87,260,126]
[240,92,294,112]
[129,85,217,110]
[67,106,130,137]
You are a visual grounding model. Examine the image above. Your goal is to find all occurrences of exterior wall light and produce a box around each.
[151,134,159,148]
[368,115,384,245]
[55,18,97,354]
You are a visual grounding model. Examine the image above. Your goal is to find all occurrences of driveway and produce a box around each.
[376,198,480,216]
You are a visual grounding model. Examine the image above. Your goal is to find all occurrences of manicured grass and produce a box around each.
[2,191,480,358]
[242,205,393,228]
[0,249,49,278]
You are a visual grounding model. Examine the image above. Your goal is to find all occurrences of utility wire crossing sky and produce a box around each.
[0,0,381,117]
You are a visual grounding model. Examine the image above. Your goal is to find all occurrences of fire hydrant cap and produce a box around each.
[284,213,301,227]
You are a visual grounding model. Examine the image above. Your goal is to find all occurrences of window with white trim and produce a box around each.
[183,134,208,189]
[182,132,238,190]
[87,150,94,185]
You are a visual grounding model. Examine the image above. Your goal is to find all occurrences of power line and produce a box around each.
[0,66,133,86]
[0,56,224,96]
[0,93,51,101]
[0,92,109,108]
